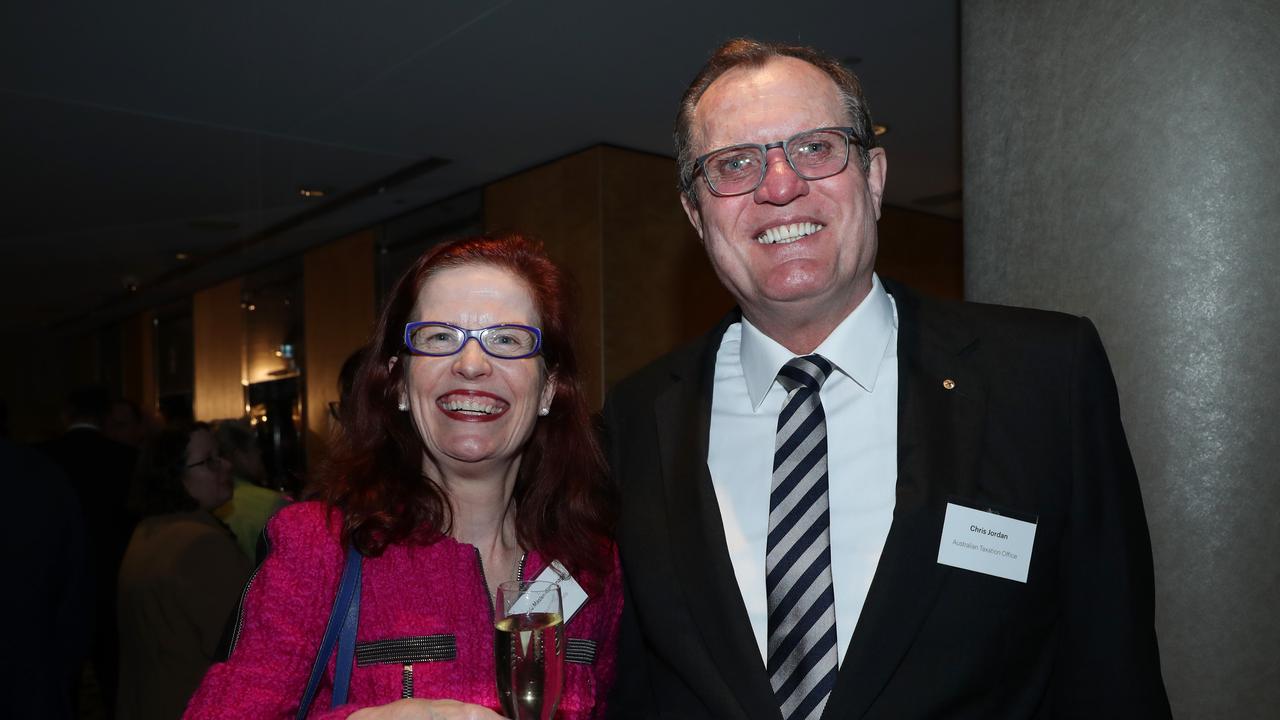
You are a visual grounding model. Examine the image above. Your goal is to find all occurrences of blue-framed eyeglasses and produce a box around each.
[692,126,857,196]
[403,321,543,359]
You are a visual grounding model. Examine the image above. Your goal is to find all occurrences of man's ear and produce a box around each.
[866,147,888,221]
[680,192,705,241]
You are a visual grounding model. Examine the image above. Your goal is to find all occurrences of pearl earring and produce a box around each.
[398,397,409,412]
[538,407,550,417]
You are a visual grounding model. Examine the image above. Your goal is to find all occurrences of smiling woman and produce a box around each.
[185,234,620,720]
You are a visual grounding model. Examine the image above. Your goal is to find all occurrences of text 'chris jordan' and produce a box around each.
[970,524,1009,540]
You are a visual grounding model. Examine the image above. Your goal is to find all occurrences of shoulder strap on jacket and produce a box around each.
[296,545,363,719]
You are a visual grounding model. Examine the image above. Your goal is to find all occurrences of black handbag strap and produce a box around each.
[297,545,363,719]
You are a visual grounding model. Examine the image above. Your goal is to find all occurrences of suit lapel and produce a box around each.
[655,316,782,720]
[825,282,987,719]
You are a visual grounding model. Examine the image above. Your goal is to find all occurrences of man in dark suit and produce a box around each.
[604,39,1170,718]
[0,438,90,719]
[40,386,139,719]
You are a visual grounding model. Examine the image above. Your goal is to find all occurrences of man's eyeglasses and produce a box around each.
[403,322,543,359]
[692,126,857,197]
[186,453,223,471]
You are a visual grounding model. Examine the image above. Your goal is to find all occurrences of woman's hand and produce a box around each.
[348,699,505,720]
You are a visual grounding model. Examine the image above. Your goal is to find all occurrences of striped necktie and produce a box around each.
[767,354,838,720]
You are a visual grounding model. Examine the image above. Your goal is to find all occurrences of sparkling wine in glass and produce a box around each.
[494,580,564,720]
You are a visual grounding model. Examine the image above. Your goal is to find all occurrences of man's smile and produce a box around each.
[754,221,824,245]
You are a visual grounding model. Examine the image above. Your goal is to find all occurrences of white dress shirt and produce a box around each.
[707,274,899,666]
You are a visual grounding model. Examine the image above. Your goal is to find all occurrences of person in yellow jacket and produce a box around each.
[211,419,289,562]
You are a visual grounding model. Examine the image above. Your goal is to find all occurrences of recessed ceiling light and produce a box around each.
[299,187,327,198]
[873,124,889,137]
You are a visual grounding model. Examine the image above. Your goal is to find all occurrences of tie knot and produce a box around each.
[777,354,832,394]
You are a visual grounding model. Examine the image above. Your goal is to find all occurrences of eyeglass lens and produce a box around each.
[407,323,538,358]
[703,128,850,195]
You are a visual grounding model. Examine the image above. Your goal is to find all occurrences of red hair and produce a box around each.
[318,233,616,586]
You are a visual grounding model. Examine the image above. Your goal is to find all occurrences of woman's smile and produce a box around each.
[436,389,510,421]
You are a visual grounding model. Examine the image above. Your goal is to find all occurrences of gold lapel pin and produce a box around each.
[942,378,956,390]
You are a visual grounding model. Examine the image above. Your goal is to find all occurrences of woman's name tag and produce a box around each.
[531,560,589,623]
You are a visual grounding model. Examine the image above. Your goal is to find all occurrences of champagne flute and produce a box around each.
[494,580,564,720]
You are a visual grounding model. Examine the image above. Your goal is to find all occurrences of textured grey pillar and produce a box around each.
[963,2,1279,717]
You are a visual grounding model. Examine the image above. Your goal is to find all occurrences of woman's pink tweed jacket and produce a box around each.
[185,501,621,719]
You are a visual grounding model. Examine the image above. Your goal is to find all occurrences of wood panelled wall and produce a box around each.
[303,229,376,470]
[1,313,160,442]
[598,148,736,389]
[877,206,963,300]
[193,278,246,421]
[484,146,734,409]
[0,330,100,441]
[484,150,609,407]
[119,311,157,417]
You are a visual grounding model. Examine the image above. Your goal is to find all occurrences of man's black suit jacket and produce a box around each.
[40,426,138,714]
[602,280,1171,719]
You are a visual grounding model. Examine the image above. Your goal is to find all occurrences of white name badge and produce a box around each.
[936,502,1037,583]
[529,560,589,624]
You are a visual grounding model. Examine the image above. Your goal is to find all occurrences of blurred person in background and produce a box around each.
[186,233,620,719]
[117,423,252,720]
[331,344,370,434]
[0,438,90,719]
[105,398,149,449]
[40,385,138,718]
[212,418,290,562]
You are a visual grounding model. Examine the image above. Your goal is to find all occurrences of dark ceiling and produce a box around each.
[0,0,959,336]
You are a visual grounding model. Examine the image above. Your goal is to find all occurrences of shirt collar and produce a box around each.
[740,274,898,410]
